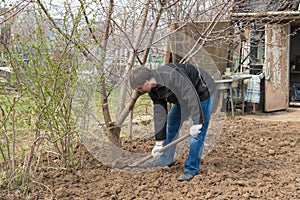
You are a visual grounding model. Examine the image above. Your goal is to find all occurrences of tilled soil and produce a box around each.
[1,116,300,200]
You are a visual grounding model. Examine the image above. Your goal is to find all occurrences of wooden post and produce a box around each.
[163,22,176,64]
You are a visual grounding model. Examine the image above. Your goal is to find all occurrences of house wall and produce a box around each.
[165,21,233,79]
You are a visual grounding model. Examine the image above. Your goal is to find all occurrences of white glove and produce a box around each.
[190,124,203,137]
[151,143,163,158]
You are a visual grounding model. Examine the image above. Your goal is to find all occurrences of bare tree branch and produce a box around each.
[0,0,30,25]
[36,0,99,62]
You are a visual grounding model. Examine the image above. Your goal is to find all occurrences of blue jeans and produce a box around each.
[158,92,216,175]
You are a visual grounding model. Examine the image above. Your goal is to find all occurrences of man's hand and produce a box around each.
[151,141,163,158]
[190,124,203,137]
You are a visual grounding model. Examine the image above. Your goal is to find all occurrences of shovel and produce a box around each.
[129,134,190,167]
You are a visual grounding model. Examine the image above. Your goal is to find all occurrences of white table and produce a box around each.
[215,74,252,116]
[215,79,235,116]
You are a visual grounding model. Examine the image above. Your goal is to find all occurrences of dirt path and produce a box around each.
[244,107,300,122]
[1,109,300,200]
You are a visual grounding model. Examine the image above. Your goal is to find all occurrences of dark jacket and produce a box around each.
[149,63,216,141]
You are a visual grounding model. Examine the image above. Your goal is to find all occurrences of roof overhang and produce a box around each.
[231,11,300,18]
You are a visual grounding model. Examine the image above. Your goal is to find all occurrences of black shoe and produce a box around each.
[177,172,194,181]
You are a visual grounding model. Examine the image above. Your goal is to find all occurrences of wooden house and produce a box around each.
[164,1,300,113]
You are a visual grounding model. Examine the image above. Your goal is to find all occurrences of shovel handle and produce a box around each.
[130,134,190,167]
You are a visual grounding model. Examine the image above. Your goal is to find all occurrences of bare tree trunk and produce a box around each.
[141,2,165,63]
[98,0,121,146]
[116,0,169,132]
[116,0,151,123]
[116,2,165,137]
[116,1,183,127]
[116,90,141,126]
[116,1,181,127]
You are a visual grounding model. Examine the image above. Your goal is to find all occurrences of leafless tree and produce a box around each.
[0,0,299,191]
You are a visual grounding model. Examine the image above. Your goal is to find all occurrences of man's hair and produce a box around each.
[129,67,153,89]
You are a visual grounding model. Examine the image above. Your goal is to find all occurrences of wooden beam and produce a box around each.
[231,11,300,18]
[163,22,176,64]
